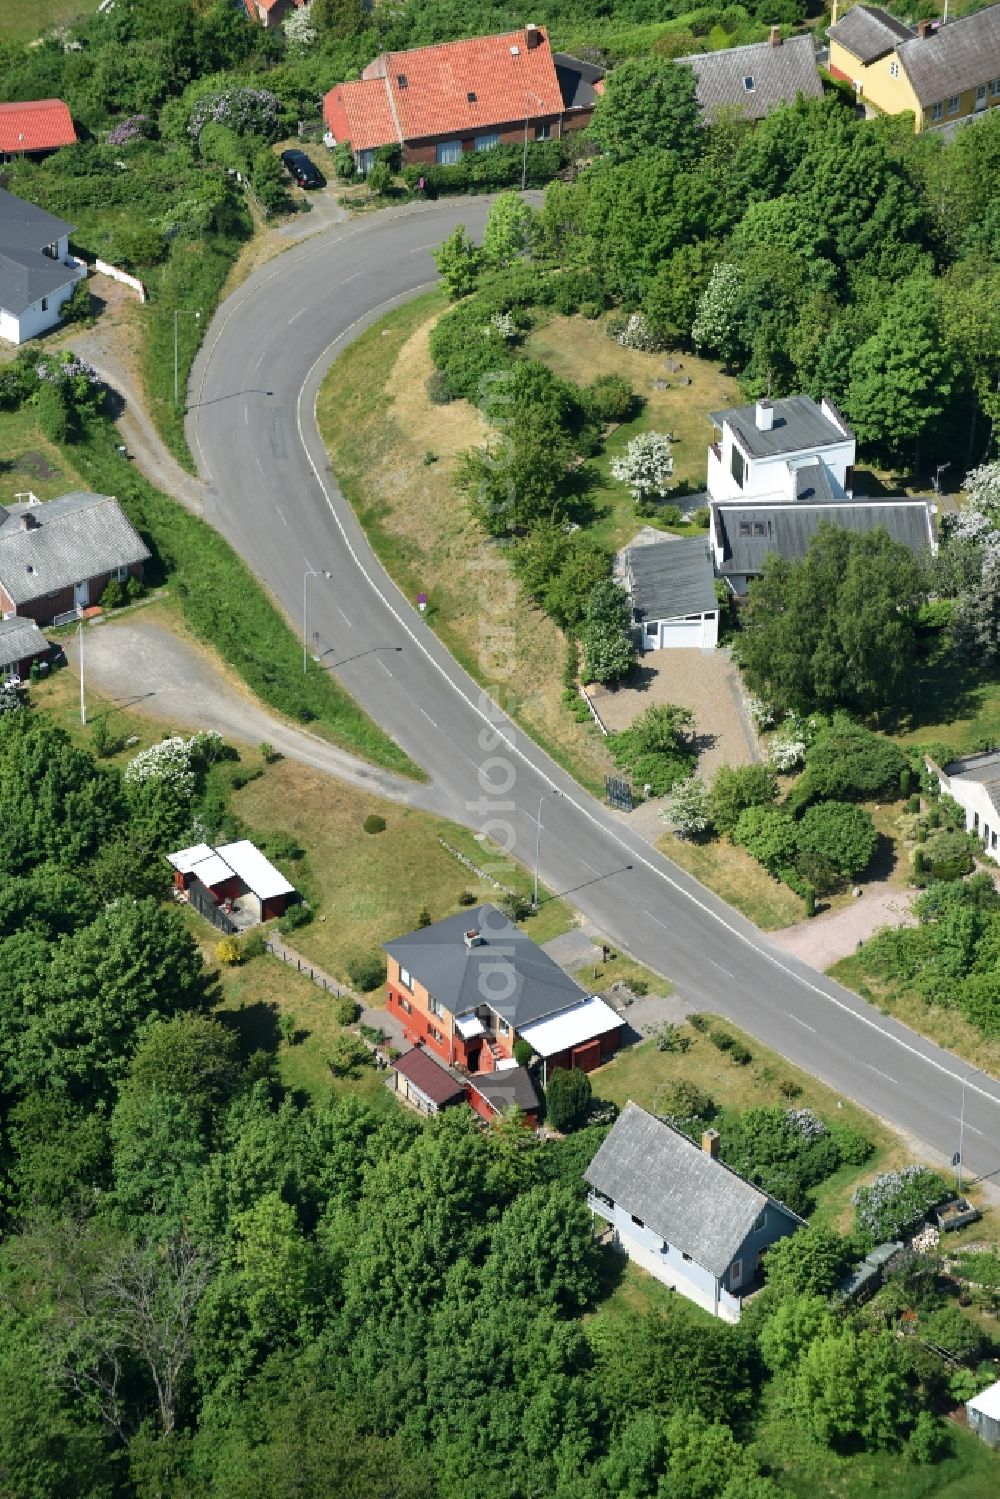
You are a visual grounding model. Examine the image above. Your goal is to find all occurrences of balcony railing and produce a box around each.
[587,1190,615,1225]
[51,606,81,628]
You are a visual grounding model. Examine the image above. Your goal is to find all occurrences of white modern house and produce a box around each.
[706,395,936,593]
[967,1378,1000,1450]
[0,187,86,344]
[624,536,719,651]
[585,1102,803,1322]
[926,750,1000,856]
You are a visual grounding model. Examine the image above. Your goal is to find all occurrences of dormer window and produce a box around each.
[467,91,477,103]
[743,76,755,92]
[397,74,408,89]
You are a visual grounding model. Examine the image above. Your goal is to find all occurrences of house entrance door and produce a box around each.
[74,580,89,610]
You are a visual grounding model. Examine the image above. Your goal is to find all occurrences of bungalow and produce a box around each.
[625,536,719,652]
[925,749,1000,856]
[390,1045,467,1115]
[828,5,1000,132]
[0,99,76,162]
[680,31,823,122]
[0,491,149,626]
[706,395,935,592]
[323,26,601,174]
[0,187,87,344]
[585,1103,803,1321]
[0,615,51,683]
[383,905,622,1078]
[168,839,297,926]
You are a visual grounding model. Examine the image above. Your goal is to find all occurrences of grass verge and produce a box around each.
[657,830,806,931]
[64,416,422,777]
[0,0,97,41]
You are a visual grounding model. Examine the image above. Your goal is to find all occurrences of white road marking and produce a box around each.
[961,1122,985,1138]
[419,707,437,727]
[642,909,669,929]
[288,305,308,324]
[407,241,438,254]
[335,605,351,626]
[254,456,264,477]
[865,1063,898,1086]
[377,657,393,676]
[274,503,288,526]
[788,1014,816,1033]
[243,404,250,426]
[582,859,601,875]
[255,350,267,371]
[710,959,734,978]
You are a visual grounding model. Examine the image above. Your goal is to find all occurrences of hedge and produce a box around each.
[401,139,568,196]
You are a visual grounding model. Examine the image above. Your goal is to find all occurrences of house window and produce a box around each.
[993,832,997,851]
[947,95,960,115]
[357,148,375,174]
[731,445,746,489]
[931,102,944,121]
[977,85,987,104]
[889,61,899,78]
[497,1018,510,1037]
[743,76,755,92]
[435,140,462,166]
[428,995,444,1017]
[754,1210,766,1231]
[992,79,1000,97]
[974,812,980,832]
[40,298,48,312]
[474,131,500,152]
[985,824,991,846]
[681,1251,692,1262]
[753,522,767,537]
[399,966,413,991]
[738,521,752,538]
[115,565,129,583]
[535,122,552,141]
[428,1025,444,1043]
[397,994,412,1014]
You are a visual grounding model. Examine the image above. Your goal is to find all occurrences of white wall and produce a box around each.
[0,276,77,345]
[589,1193,741,1321]
[707,420,855,506]
[645,611,719,649]
[933,762,1000,855]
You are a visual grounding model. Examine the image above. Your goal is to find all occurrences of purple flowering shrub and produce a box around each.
[188,87,282,144]
[107,115,150,147]
[853,1166,949,1245]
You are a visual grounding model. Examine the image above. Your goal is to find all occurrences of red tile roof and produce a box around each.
[0,99,76,155]
[323,27,565,150]
[394,1046,466,1108]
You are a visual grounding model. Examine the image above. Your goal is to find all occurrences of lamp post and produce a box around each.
[521,93,544,191]
[303,565,332,675]
[533,788,560,907]
[957,1066,982,1194]
[78,615,86,726]
[174,308,201,408]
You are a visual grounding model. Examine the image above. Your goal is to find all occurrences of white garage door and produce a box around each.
[658,619,705,648]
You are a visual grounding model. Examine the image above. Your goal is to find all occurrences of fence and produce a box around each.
[188,876,237,935]
[94,259,147,303]
[262,938,349,997]
[580,686,610,736]
[51,606,81,628]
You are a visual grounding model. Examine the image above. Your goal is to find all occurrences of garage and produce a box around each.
[627,538,720,652]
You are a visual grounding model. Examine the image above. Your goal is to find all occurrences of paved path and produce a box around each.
[65,615,453,814]
[769,881,917,973]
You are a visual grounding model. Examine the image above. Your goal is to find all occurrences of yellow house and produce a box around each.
[828,3,1000,132]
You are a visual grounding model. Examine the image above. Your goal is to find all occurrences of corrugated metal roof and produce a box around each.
[0,492,149,605]
[681,35,823,121]
[384,904,589,1030]
[828,5,915,64]
[0,99,76,155]
[215,839,296,901]
[626,537,718,623]
[517,994,621,1057]
[585,1103,801,1277]
[709,395,849,459]
[898,9,1000,107]
[0,614,47,668]
[716,500,934,575]
[394,1046,467,1107]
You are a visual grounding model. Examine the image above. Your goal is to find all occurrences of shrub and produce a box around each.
[789,720,907,813]
[922,829,975,882]
[733,804,799,875]
[329,1032,374,1077]
[796,802,878,881]
[658,1078,714,1118]
[416,906,432,927]
[730,1041,752,1065]
[606,311,666,352]
[661,775,712,837]
[367,162,392,197]
[425,370,453,405]
[708,764,778,835]
[458,889,478,907]
[654,1022,690,1053]
[853,1166,949,1245]
[907,1410,951,1466]
[241,930,266,960]
[723,1107,865,1217]
[100,578,125,610]
[582,373,636,424]
[709,1027,735,1052]
[688,1012,710,1033]
[332,994,358,1026]
[363,814,387,835]
[278,901,312,934]
[215,937,241,967]
[610,704,696,796]
[346,952,386,992]
[804,885,816,919]
[545,1067,592,1131]
[513,1038,533,1067]
[279,1011,297,1046]
[497,891,531,923]
[400,139,566,196]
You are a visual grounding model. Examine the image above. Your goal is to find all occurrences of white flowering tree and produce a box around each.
[964,459,1000,519]
[610,432,674,507]
[660,776,711,838]
[284,1,318,48]
[692,262,744,366]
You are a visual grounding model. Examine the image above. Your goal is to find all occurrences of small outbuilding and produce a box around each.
[390,1045,467,1115]
[168,839,297,927]
[0,615,50,682]
[466,1065,543,1125]
[625,537,719,651]
[967,1378,1000,1450]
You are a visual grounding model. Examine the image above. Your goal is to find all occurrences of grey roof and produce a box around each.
[898,9,1000,107]
[828,5,915,64]
[941,749,1000,815]
[709,395,851,459]
[553,52,604,109]
[715,499,934,576]
[0,187,77,316]
[383,904,589,1030]
[0,614,48,668]
[794,461,837,502]
[468,1065,543,1114]
[627,537,718,624]
[680,35,823,121]
[0,492,150,605]
[585,1103,800,1277]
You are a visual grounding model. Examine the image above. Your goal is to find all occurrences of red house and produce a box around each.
[383,905,622,1082]
[0,100,76,162]
[323,26,603,174]
[466,1065,543,1125]
[168,839,297,926]
[0,615,51,684]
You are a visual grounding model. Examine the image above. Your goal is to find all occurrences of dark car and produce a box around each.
[281,149,323,190]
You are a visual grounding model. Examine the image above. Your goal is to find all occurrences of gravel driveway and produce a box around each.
[65,613,450,813]
[768,880,917,971]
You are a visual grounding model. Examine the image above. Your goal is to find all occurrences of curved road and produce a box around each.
[188,200,1000,1185]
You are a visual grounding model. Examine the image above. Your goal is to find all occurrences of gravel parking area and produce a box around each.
[588,646,760,781]
[769,880,917,971]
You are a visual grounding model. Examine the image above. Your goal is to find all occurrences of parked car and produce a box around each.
[281,149,323,189]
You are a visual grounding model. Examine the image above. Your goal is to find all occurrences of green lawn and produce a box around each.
[0,0,96,40]
[0,404,89,501]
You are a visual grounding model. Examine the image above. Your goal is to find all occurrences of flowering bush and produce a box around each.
[769,734,807,772]
[661,775,711,837]
[106,115,150,147]
[853,1166,948,1245]
[125,736,198,797]
[606,311,665,353]
[745,695,776,732]
[610,432,674,504]
[37,353,100,388]
[489,311,517,341]
[283,0,317,47]
[785,1108,828,1141]
[189,88,282,144]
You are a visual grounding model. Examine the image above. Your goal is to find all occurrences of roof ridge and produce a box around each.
[683,32,813,60]
[383,27,543,62]
[631,1102,805,1220]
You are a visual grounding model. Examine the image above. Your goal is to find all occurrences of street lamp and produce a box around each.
[303,565,332,675]
[521,92,544,192]
[956,1066,982,1194]
[78,616,86,726]
[174,308,201,408]
[533,788,560,907]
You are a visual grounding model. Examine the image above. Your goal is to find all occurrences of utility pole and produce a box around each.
[174,309,201,407]
[533,788,560,907]
[78,616,86,725]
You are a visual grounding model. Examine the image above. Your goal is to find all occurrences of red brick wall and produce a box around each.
[11,561,144,627]
[401,108,591,165]
[386,983,456,1064]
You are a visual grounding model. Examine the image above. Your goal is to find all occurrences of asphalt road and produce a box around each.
[188,199,1000,1187]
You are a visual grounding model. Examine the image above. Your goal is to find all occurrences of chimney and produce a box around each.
[463,928,483,948]
[917,18,933,38]
[755,399,774,432]
[20,512,39,531]
[701,1129,720,1159]
[769,25,782,47]
[525,23,542,49]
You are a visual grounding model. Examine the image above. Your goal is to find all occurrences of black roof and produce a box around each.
[553,52,605,109]
[0,187,77,316]
[627,537,718,623]
[468,1065,543,1115]
[384,904,589,1031]
[709,395,851,460]
[716,500,934,576]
